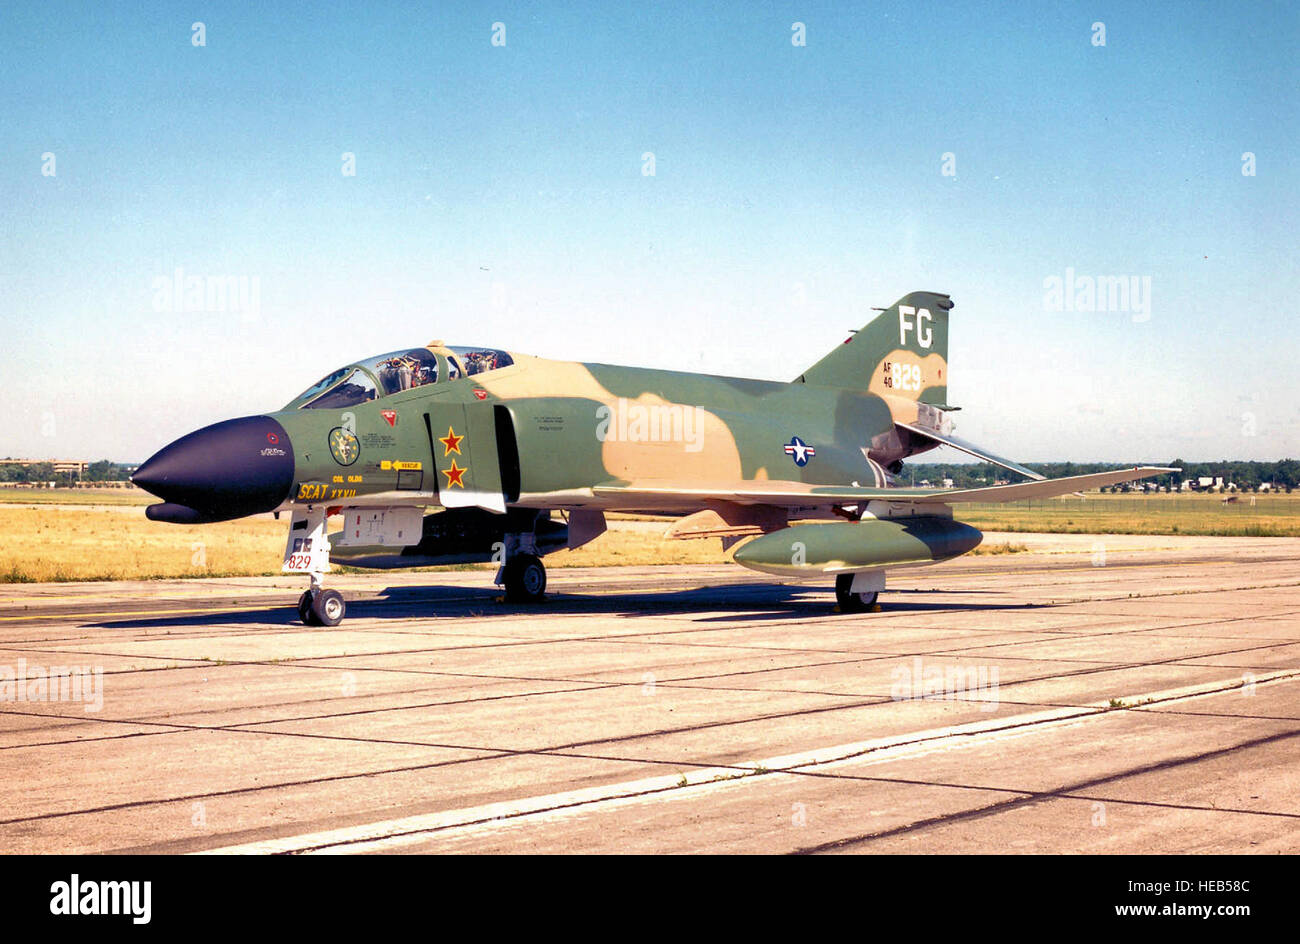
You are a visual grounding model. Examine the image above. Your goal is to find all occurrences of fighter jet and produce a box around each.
[132,291,1174,625]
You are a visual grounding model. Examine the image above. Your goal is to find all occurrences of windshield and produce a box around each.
[302,369,378,410]
[289,366,351,407]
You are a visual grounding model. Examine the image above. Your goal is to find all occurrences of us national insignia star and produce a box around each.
[783,435,816,467]
[439,426,464,456]
[442,460,467,488]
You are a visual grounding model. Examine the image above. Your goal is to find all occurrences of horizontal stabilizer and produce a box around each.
[895,421,1045,481]
[914,466,1179,503]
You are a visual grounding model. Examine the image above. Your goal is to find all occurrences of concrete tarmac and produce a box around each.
[1,533,1297,854]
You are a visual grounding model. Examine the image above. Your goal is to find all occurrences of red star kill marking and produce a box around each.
[381,410,397,427]
[442,460,467,488]
[438,426,464,456]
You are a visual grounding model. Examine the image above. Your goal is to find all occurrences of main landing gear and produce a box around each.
[835,571,884,614]
[496,530,548,603]
[502,553,547,602]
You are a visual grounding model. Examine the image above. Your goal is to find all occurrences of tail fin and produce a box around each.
[796,291,952,406]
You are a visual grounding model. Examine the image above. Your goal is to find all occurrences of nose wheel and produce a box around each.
[298,588,346,627]
[284,509,347,626]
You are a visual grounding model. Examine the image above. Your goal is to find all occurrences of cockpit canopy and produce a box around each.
[286,345,515,410]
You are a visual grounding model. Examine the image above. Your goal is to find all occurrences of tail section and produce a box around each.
[797,291,952,406]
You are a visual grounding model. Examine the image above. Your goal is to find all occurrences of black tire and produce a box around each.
[835,574,878,613]
[298,590,319,626]
[310,588,346,627]
[503,554,547,602]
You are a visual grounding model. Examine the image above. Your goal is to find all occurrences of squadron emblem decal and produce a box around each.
[784,436,816,467]
[328,427,360,466]
[380,410,397,427]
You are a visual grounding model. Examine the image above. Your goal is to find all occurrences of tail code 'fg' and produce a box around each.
[796,290,952,406]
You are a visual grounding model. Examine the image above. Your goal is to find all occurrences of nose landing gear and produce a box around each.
[285,508,347,627]
[298,588,346,627]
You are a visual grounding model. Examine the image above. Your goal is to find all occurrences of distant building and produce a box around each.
[0,458,89,477]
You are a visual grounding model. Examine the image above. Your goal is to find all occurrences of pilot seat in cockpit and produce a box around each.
[375,349,438,393]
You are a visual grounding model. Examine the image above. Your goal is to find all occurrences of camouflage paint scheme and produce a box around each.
[276,292,957,516]
[133,290,1173,615]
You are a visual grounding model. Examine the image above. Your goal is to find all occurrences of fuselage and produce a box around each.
[132,344,939,525]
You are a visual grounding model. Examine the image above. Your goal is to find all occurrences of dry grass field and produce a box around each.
[0,506,733,582]
[0,487,152,506]
[0,488,1294,582]
[0,506,286,582]
[958,492,1300,538]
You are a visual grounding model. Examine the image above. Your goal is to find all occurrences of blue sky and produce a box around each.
[1,1,1296,463]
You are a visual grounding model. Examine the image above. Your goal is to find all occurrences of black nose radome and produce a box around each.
[133,416,294,522]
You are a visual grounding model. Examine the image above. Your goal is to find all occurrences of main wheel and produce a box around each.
[298,590,319,626]
[503,554,547,602]
[835,574,878,613]
[310,588,346,627]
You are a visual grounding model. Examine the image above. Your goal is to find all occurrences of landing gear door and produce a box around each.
[425,403,506,513]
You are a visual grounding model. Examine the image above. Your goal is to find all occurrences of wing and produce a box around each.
[592,466,1178,508]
